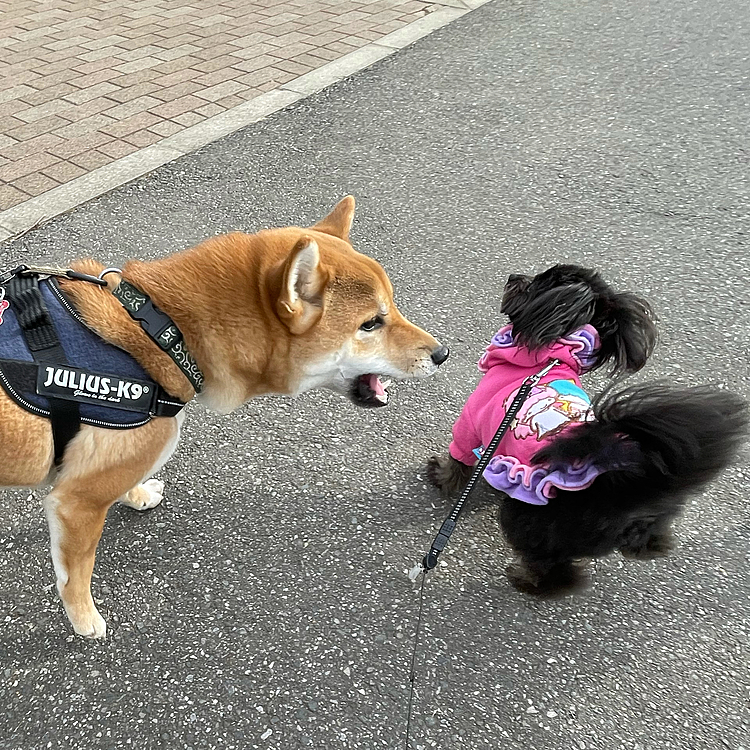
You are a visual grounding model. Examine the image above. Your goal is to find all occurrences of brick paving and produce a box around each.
[0,0,436,211]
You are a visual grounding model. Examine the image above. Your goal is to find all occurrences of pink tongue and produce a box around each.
[367,374,385,396]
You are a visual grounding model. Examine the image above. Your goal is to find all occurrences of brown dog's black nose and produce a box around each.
[431,345,450,366]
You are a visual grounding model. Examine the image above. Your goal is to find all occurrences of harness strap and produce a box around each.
[0,360,185,419]
[4,275,80,465]
[112,279,204,393]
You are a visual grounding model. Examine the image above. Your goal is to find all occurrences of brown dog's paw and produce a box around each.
[426,454,473,495]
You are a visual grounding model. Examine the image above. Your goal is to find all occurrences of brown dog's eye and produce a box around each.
[360,316,384,332]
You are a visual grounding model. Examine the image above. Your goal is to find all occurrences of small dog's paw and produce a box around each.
[426,455,446,489]
[426,454,473,495]
[621,533,675,560]
[506,563,539,594]
[119,479,164,511]
[506,560,588,598]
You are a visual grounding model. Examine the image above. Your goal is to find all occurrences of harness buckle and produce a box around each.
[0,265,30,286]
[129,298,182,350]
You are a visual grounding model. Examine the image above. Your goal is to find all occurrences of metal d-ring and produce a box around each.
[98,267,122,281]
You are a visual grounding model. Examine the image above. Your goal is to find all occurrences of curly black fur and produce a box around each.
[500,384,747,594]
[431,264,748,596]
[501,265,658,376]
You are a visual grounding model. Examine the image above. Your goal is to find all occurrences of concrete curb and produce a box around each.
[0,1,491,244]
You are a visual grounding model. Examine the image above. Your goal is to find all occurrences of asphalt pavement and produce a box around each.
[1,0,749,748]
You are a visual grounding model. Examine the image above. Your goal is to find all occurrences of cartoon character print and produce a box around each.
[506,379,594,441]
[0,287,8,325]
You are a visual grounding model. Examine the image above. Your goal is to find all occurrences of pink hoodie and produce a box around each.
[449,325,604,505]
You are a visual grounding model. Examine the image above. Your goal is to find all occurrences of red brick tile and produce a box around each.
[195,102,225,118]
[148,94,206,119]
[47,132,114,159]
[13,173,60,196]
[194,68,242,87]
[0,151,60,182]
[152,56,202,75]
[172,112,205,127]
[104,81,160,103]
[0,0,432,198]
[69,149,114,171]
[63,82,121,105]
[0,132,63,161]
[0,184,29,210]
[101,111,162,138]
[234,67,278,87]
[69,69,119,89]
[231,54,279,74]
[150,81,203,102]
[148,120,184,137]
[7,115,70,141]
[122,129,162,148]
[194,80,247,102]
[109,69,161,88]
[151,69,196,88]
[52,114,117,139]
[270,58,312,76]
[41,159,86,183]
[97,140,139,159]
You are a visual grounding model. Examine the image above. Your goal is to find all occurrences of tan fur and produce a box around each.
[0,198,445,637]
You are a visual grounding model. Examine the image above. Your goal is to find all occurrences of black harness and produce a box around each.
[0,267,201,465]
[4,274,82,465]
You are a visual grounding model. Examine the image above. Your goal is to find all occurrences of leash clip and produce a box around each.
[526,358,560,386]
[0,265,28,286]
[98,267,122,281]
[2,264,108,287]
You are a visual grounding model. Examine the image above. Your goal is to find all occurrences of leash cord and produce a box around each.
[421,358,560,571]
[404,358,561,747]
[405,569,428,750]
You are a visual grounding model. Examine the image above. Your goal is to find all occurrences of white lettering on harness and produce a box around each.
[41,366,147,403]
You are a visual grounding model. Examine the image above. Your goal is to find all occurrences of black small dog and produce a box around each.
[428,265,748,595]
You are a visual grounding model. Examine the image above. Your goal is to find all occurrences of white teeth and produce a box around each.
[381,380,392,390]
[374,392,389,404]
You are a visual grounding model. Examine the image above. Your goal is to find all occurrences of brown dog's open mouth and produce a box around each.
[351,374,392,408]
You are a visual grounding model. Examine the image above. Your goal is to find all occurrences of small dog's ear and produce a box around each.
[509,282,597,349]
[597,292,657,375]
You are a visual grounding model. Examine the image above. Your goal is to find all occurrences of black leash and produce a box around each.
[0,264,107,288]
[404,357,560,748]
[405,570,427,750]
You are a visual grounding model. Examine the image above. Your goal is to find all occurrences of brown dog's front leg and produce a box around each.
[42,418,179,637]
[43,491,110,638]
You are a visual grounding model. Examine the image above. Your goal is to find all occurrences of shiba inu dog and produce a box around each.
[0,197,448,638]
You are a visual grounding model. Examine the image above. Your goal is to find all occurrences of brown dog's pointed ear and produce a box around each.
[312,196,355,241]
[277,236,326,334]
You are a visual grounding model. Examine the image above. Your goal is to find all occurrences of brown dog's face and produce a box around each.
[273,198,448,407]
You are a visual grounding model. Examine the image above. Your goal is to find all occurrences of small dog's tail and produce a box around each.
[533,384,748,499]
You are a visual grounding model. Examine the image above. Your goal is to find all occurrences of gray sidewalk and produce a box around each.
[1,0,748,748]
